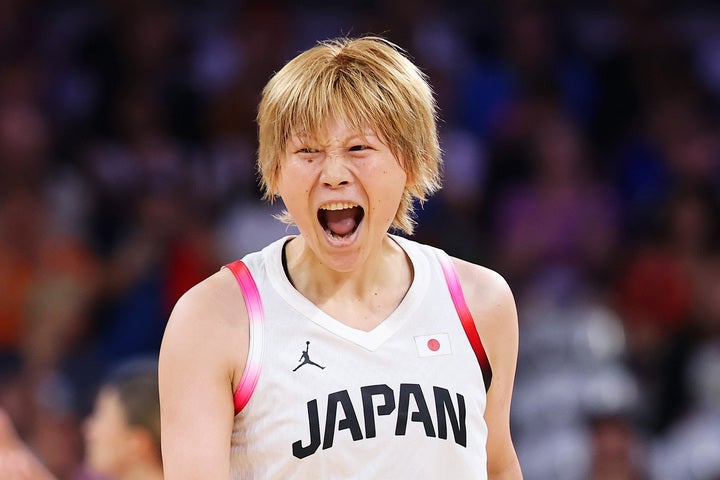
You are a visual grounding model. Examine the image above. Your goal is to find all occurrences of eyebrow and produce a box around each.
[289,129,380,145]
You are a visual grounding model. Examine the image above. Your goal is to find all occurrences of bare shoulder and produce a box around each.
[164,268,248,341]
[160,267,250,389]
[450,257,516,320]
[448,257,522,476]
[168,268,248,328]
[448,257,518,361]
[159,267,250,476]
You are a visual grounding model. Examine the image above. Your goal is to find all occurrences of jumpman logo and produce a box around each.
[293,341,325,372]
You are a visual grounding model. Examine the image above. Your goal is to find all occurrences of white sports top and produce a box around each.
[225,235,490,479]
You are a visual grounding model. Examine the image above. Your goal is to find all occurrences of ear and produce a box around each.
[397,153,417,189]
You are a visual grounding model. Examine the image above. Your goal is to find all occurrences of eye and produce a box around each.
[349,145,369,152]
[297,147,318,154]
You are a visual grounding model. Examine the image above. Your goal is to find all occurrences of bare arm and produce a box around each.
[159,269,248,479]
[453,258,523,480]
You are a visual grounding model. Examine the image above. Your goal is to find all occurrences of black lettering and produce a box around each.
[293,384,468,459]
[360,384,396,438]
[434,387,467,447]
[292,399,321,459]
[395,383,436,438]
[323,390,363,450]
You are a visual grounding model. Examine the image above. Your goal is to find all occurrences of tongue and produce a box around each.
[325,209,357,236]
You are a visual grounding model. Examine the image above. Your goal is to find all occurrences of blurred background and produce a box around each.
[0,0,719,478]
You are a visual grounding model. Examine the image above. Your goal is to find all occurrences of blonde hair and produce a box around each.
[256,36,442,234]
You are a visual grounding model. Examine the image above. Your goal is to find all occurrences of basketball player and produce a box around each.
[159,36,522,479]
[84,358,162,480]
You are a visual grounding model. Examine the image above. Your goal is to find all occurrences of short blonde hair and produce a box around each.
[256,36,442,234]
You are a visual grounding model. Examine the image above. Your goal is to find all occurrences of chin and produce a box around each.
[318,240,366,271]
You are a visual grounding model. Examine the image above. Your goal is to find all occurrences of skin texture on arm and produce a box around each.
[453,258,524,480]
[158,269,249,479]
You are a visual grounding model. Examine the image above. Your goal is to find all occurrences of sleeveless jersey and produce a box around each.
[226,235,489,479]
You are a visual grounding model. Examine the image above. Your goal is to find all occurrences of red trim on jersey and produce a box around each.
[225,260,264,414]
[439,258,493,391]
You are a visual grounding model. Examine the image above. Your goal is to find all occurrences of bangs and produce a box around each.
[279,62,398,154]
[256,36,442,234]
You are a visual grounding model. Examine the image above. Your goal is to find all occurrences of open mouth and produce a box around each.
[317,202,365,240]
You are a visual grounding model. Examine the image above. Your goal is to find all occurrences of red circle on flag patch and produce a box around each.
[427,338,440,351]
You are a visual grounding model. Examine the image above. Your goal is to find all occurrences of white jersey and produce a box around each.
[226,235,489,479]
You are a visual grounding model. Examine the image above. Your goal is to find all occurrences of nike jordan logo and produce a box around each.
[293,341,325,371]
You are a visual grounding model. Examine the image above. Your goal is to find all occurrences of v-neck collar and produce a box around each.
[263,234,429,351]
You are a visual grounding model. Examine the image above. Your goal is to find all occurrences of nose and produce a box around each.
[320,153,352,188]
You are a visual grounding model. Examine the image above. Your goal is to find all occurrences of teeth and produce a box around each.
[319,202,358,211]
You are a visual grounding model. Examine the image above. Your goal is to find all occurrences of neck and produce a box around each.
[284,235,413,330]
[286,235,410,297]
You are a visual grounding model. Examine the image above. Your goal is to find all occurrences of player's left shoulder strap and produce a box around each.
[436,253,493,391]
[224,260,264,414]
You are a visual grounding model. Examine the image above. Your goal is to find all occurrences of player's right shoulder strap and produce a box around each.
[436,253,493,392]
[224,260,264,414]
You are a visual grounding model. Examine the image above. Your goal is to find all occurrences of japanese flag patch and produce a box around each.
[414,333,452,357]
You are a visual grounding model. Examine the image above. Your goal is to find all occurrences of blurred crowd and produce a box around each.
[0,0,719,478]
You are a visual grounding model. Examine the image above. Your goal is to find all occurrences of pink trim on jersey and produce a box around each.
[438,257,493,391]
[225,260,264,414]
